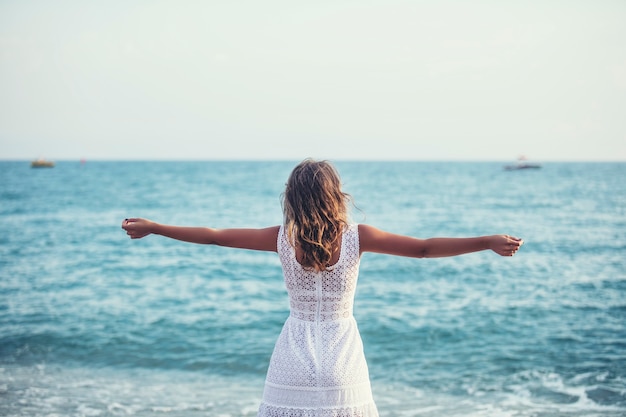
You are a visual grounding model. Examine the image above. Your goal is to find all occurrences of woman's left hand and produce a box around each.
[122,218,155,239]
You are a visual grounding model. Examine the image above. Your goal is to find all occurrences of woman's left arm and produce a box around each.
[122,218,279,252]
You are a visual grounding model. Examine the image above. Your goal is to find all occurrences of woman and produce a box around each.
[122,158,523,416]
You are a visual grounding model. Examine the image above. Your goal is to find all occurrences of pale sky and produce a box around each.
[1,0,625,161]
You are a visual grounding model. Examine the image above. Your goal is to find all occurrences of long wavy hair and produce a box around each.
[282,159,351,272]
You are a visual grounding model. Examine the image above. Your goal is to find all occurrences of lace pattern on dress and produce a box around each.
[258,403,379,417]
[278,224,361,322]
[258,224,379,417]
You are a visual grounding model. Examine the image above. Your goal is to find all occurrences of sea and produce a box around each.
[1,160,625,417]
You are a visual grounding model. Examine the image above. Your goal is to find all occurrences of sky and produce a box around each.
[1,0,625,161]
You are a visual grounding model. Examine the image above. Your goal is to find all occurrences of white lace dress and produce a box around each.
[258,224,379,417]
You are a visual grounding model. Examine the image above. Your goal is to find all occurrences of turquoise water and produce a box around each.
[1,160,625,416]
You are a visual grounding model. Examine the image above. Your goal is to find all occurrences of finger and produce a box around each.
[122,218,137,228]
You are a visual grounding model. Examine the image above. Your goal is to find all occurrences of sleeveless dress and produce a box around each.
[257,224,379,417]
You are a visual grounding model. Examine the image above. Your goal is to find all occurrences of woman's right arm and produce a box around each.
[358,224,522,258]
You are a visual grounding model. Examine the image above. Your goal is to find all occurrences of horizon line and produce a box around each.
[2,157,625,163]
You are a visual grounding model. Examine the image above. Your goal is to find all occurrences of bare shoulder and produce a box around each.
[358,224,426,257]
[213,225,281,252]
[358,224,391,250]
[357,224,380,242]
[248,225,281,251]
[358,224,398,242]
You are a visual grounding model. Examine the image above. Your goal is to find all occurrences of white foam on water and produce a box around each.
[2,362,626,417]
[0,365,263,417]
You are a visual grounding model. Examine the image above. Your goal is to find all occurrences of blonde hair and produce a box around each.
[283,159,351,272]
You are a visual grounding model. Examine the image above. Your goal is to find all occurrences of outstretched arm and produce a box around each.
[122,218,279,252]
[359,224,523,258]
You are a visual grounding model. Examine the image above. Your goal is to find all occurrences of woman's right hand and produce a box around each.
[489,235,523,257]
[122,218,155,239]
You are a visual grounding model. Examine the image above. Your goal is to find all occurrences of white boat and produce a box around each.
[504,156,541,171]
